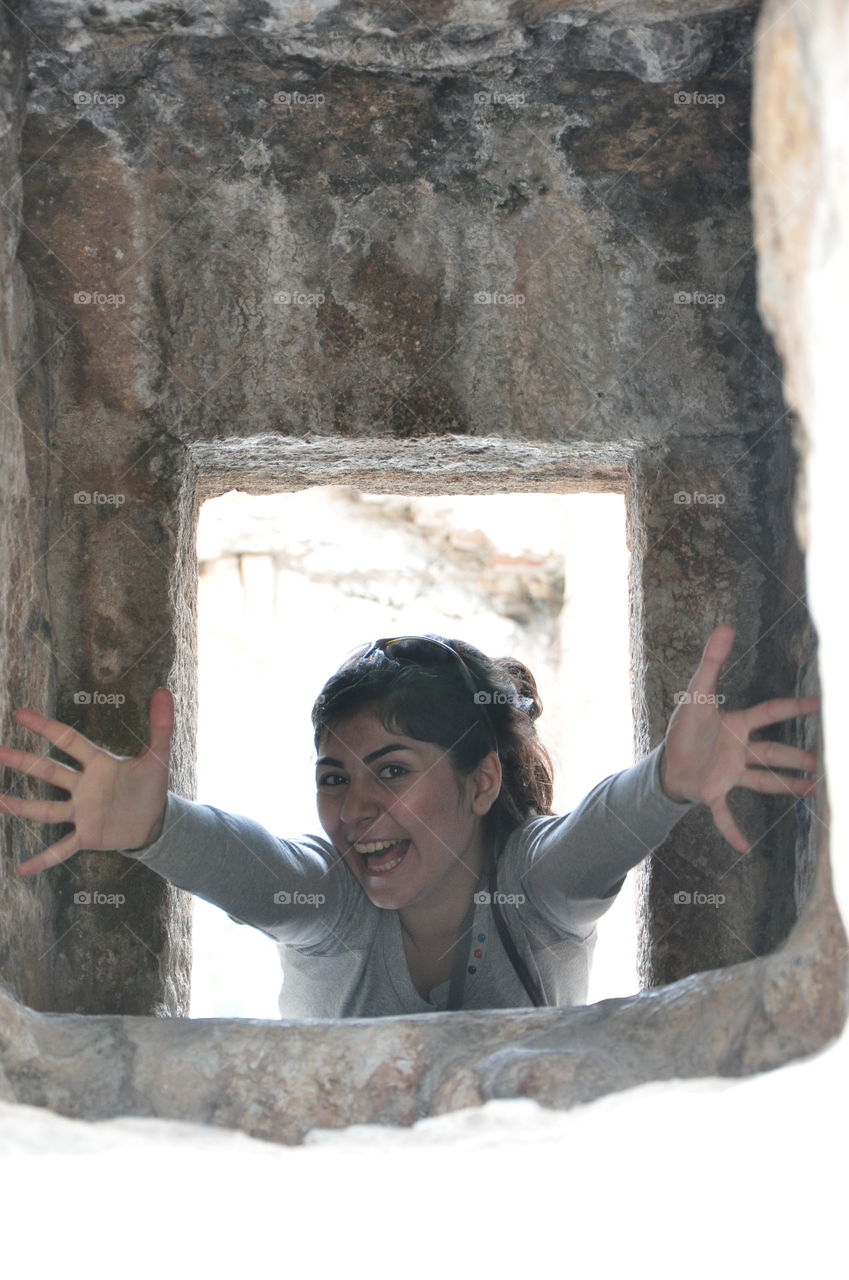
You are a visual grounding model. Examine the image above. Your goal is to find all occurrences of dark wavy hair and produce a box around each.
[311,635,555,849]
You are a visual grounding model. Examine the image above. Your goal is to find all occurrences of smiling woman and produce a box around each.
[310,635,553,1007]
[0,625,820,1018]
[316,716,500,1003]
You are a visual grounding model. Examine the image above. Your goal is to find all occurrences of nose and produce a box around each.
[339,772,384,833]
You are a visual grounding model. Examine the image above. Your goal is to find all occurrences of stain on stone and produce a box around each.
[316,294,367,355]
[385,383,469,438]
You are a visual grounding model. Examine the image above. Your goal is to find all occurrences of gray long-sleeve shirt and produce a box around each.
[117,742,694,1018]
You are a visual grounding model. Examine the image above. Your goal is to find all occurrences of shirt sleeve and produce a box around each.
[114,791,352,947]
[510,742,694,939]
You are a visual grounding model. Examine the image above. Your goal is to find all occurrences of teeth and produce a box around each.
[368,853,403,873]
[354,839,400,854]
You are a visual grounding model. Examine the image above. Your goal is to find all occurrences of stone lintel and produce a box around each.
[192,434,631,499]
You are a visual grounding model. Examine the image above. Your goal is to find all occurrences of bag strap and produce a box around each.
[488,847,545,1007]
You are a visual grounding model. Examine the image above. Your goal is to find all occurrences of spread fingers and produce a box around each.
[745,741,818,773]
[0,744,79,790]
[0,795,74,823]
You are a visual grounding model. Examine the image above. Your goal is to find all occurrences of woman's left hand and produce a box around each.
[661,624,820,853]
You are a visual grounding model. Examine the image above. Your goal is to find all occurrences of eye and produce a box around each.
[378,763,408,781]
[317,772,346,788]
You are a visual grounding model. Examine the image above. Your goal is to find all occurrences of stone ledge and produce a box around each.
[24,0,760,41]
[21,0,758,81]
[2,849,844,1146]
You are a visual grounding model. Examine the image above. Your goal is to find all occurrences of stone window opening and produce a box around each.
[0,437,840,1141]
[3,435,842,1145]
[189,484,636,1019]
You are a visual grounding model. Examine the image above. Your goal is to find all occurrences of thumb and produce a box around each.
[687,624,735,701]
[141,687,174,770]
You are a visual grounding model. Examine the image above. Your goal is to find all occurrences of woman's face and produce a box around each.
[315,709,500,915]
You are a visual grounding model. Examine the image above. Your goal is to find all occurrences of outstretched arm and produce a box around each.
[659,624,819,853]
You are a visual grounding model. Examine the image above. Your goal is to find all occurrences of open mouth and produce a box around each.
[352,837,411,877]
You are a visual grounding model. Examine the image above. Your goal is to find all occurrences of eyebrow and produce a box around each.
[315,744,416,768]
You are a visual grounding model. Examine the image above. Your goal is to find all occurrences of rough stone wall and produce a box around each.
[750,0,847,946]
[0,0,196,1015]
[629,422,815,987]
[0,0,834,1073]
[0,1,58,1012]
[18,0,775,448]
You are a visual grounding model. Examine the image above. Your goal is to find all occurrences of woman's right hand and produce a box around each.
[0,687,174,877]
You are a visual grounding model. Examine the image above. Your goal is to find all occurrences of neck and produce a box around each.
[399,836,486,953]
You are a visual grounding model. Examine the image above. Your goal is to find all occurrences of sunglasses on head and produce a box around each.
[345,635,499,752]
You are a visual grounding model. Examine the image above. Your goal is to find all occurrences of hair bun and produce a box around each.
[493,656,544,721]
